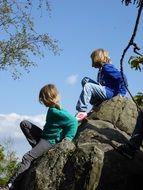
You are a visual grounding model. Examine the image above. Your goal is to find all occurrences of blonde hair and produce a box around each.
[39,84,61,109]
[90,48,111,64]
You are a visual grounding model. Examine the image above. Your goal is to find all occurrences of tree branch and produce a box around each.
[120,3,143,111]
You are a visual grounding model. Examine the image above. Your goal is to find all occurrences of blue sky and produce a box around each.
[0,0,143,158]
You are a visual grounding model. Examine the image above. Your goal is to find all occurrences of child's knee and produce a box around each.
[20,120,29,129]
[81,77,90,87]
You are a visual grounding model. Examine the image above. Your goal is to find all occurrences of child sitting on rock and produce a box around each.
[7,84,78,190]
[75,48,128,121]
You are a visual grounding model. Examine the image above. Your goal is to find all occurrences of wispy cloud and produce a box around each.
[66,74,78,85]
[0,113,46,159]
[0,113,45,139]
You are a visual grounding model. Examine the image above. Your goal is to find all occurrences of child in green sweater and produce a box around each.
[7,84,78,190]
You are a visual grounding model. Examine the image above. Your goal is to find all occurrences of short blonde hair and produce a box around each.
[39,84,60,109]
[90,48,111,64]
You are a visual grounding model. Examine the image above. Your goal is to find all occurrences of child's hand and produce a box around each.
[62,138,71,142]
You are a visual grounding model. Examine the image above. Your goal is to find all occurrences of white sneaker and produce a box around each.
[75,112,87,121]
[7,182,14,189]
[7,183,13,188]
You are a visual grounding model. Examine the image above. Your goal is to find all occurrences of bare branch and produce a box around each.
[120,2,143,111]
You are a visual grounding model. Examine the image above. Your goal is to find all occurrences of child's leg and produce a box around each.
[9,138,52,187]
[20,120,42,147]
[76,80,107,112]
[81,77,99,87]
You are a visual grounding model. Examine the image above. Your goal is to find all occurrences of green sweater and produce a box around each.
[41,107,78,144]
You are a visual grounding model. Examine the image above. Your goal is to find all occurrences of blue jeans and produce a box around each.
[76,77,108,112]
[129,110,143,149]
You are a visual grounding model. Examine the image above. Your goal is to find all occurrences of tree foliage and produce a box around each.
[0,138,18,187]
[134,92,143,107]
[128,56,143,71]
[0,0,60,79]
[122,0,143,6]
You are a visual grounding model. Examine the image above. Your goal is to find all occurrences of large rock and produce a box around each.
[77,120,143,190]
[88,96,138,135]
[20,140,104,190]
[16,96,143,190]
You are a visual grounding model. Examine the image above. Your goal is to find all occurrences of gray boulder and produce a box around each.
[20,140,104,190]
[88,96,138,135]
[18,96,143,190]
